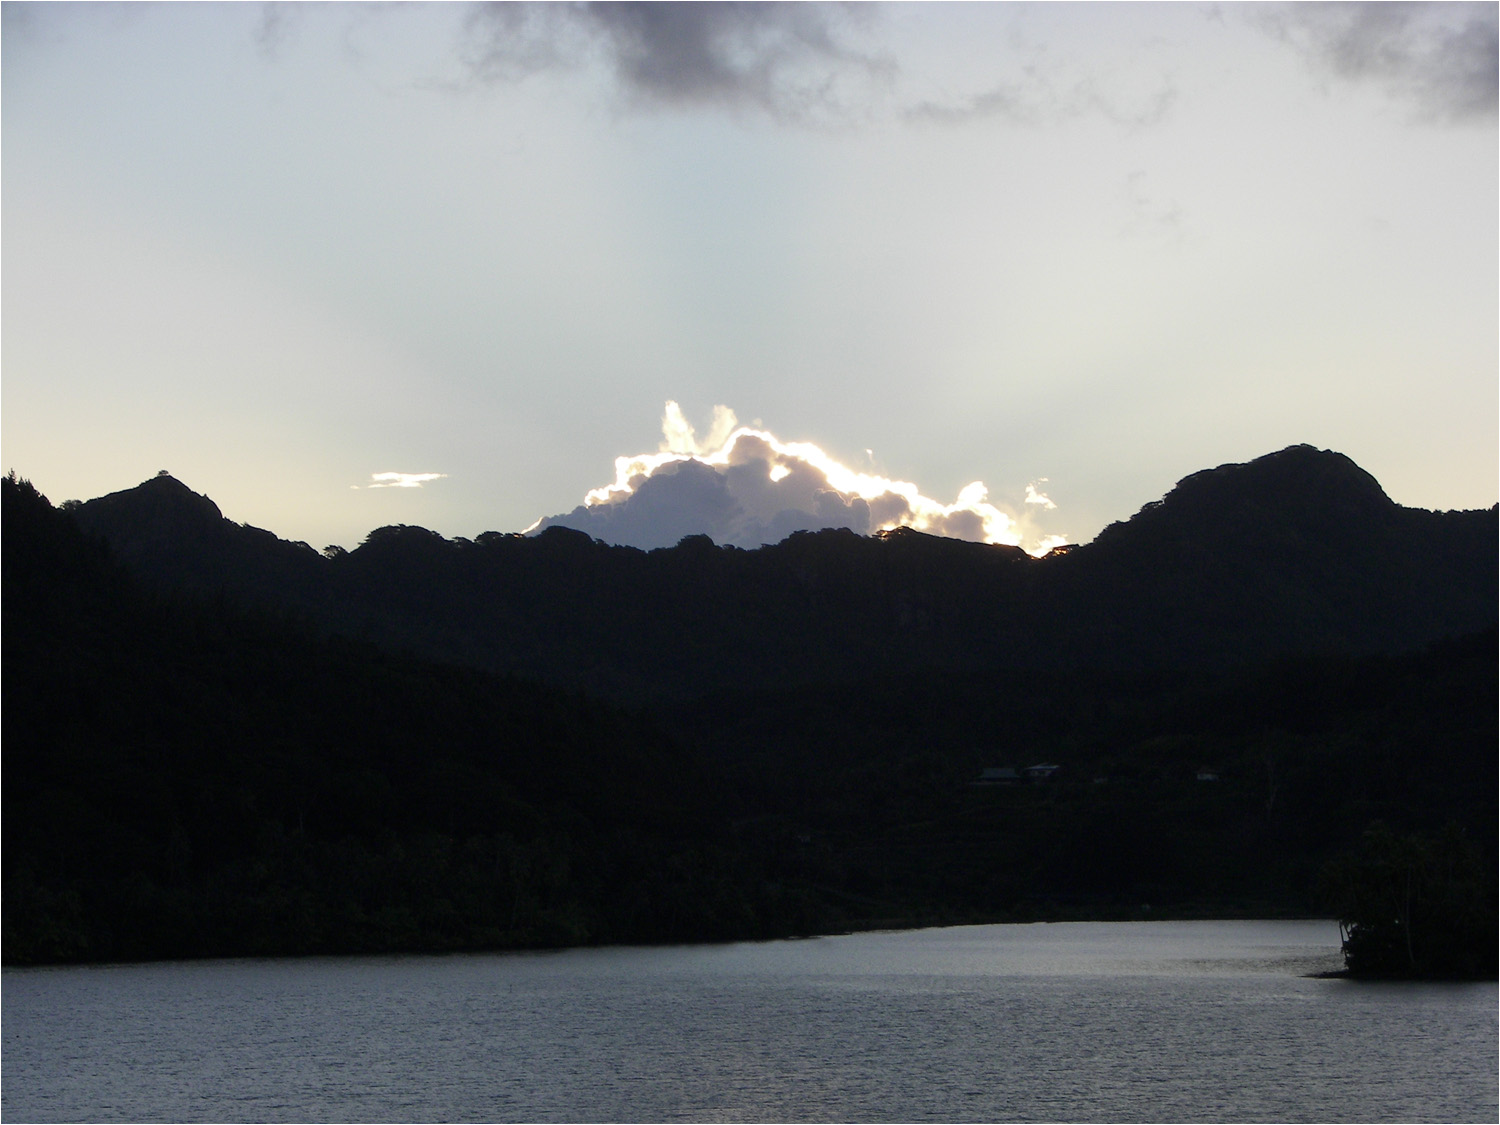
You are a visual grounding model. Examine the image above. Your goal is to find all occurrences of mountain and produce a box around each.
[67,470,331,608]
[3,473,794,962]
[1041,445,1496,667]
[71,446,1498,701]
[6,466,1496,968]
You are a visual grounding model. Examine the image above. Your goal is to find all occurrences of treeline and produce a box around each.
[4,472,1495,971]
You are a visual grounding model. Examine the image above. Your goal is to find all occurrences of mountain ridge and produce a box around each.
[65,445,1497,701]
[5,466,1495,966]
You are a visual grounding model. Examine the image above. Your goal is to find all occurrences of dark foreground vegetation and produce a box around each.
[1321,823,1496,979]
[4,466,1495,974]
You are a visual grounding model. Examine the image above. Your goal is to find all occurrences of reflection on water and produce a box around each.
[4,920,1496,1123]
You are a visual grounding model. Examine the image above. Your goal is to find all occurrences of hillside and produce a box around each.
[6,450,1496,968]
[4,475,771,961]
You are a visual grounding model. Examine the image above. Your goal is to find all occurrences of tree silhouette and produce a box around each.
[1320,822,1496,979]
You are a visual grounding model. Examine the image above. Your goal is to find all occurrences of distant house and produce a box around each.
[972,767,1020,786]
[1024,763,1061,781]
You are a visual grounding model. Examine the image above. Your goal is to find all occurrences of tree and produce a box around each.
[1320,822,1496,979]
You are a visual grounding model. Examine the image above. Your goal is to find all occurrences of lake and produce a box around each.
[3,919,1495,1122]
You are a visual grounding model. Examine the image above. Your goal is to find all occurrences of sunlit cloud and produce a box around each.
[1031,534,1072,556]
[1025,481,1057,509]
[532,402,1065,556]
[358,472,449,489]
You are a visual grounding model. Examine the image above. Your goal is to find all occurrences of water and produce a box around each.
[4,920,1495,1122]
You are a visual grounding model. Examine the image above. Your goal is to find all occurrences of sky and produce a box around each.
[4,2,1496,553]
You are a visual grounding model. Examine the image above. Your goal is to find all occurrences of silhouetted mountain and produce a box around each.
[70,446,1497,701]
[1041,445,1497,667]
[3,473,792,962]
[7,469,1495,968]
[71,471,330,612]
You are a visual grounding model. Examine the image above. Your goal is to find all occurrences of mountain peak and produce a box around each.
[77,473,225,533]
[1169,445,1392,514]
[1089,445,1398,553]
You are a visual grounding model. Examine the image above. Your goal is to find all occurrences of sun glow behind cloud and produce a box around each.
[543,403,1067,555]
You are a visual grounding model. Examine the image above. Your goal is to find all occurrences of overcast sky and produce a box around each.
[4,2,1496,552]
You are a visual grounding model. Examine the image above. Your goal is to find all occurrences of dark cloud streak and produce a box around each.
[906,72,1178,129]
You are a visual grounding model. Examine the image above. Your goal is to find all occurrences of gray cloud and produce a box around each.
[530,447,878,551]
[254,3,298,62]
[459,1,893,120]
[1253,2,1498,122]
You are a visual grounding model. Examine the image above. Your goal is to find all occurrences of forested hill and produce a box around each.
[4,473,788,962]
[68,445,1497,702]
[4,469,1495,970]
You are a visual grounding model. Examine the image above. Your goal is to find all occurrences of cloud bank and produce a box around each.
[530,403,1066,554]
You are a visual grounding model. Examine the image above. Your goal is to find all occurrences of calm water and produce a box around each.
[3,920,1495,1123]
